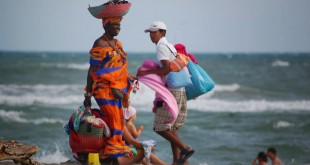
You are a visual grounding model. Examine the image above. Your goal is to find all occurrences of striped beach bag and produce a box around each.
[69,108,110,153]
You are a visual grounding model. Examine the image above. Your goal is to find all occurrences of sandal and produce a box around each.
[177,146,195,165]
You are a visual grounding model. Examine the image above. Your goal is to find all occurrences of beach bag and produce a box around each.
[167,67,192,88]
[185,61,215,100]
[69,107,110,153]
[69,121,107,153]
[166,45,190,72]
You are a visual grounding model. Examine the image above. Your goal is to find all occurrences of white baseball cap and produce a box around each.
[144,21,167,33]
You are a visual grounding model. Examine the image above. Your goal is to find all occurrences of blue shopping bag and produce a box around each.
[185,61,215,100]
[167,67,192,88]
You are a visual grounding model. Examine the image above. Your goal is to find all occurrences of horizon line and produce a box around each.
[1,49,310,55]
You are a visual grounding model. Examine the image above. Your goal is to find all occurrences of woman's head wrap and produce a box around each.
[102,16,123,27]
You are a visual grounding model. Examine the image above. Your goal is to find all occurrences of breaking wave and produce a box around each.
[0,109,65,124]
[41,62,89,70]
[1,83,310,113]
[271,60,290,67]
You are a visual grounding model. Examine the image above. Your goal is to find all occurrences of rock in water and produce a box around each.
[0,139,43,165]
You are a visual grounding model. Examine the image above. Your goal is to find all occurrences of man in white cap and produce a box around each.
[137,21,194,165]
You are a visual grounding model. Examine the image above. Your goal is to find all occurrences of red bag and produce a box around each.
[69,121,107,153]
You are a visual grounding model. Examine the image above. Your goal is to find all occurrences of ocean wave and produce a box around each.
[0,95,82,106]
[0,84,84,106]
[0,109,65,124]
[273,121,294,129]
[41,62,89,70]
[186,98,310,112]
[271,60,290,67]
[131,83,240,104]
[2,84,310,113]
[35,145,69,164]
[131,84,310,112]
[131,87,310,112]
[0,84,84,94]
[214,84,240,92]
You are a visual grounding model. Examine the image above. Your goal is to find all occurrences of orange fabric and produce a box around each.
[169,53,191,72]
[102,17,123,27]
[89,44,132,158]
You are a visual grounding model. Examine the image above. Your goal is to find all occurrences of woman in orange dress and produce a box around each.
[83,17,134,160]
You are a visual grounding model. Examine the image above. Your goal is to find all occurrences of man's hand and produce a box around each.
[136,69,148,77]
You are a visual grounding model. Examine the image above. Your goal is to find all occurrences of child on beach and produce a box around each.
[123,106,144,139]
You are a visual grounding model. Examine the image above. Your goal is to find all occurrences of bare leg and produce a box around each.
[150,153,169,165]
[156,131,187,151]
[156,131,194,164]
[117,149,145,165]
[171,131,180,165]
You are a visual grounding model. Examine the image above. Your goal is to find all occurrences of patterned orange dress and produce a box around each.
[89,40,132,158]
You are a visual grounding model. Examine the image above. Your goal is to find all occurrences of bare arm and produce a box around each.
[123,126,144,149]
[83,39,102,107]
[252,158,257,165]
[127,123,143,139]
[274,157,283,165]
[83,65,98,107]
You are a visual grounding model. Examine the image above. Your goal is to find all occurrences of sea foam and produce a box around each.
[0,84,84,106]
[0,109,64,124]
[1,83,310,113]
[35,145,70,164]
[131,84,310,112]
[273,120,294,129]
[186,98,310,112]
[41,62,89,70]
[271,60,290,67]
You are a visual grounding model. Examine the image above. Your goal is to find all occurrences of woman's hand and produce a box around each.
[83,96,91,107]
[128,74,138,82]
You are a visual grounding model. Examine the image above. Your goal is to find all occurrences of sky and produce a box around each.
[1,0,310,53]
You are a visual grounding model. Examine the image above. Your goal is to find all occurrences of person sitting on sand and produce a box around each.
[252,152,268,165]
[100,126,168,165]
[124,106,144,139]
[267,147,283,165]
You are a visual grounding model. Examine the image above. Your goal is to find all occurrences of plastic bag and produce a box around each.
[167,67,192,88]
[185,61,215,100]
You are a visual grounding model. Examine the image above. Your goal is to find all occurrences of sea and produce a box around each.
[0,51,310,165]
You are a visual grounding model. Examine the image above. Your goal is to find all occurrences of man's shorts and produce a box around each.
[153,90,187,131]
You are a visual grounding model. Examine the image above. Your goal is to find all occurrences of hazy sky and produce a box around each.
[1,0,310,53]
